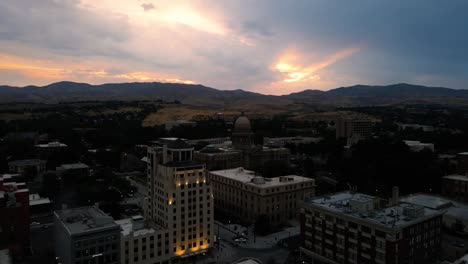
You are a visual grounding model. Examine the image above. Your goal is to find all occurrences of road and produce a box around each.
[206,222,290,264]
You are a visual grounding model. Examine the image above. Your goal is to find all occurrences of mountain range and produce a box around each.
[1,82,468,108]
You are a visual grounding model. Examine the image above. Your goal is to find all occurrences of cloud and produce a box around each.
[0,0,467,94]
[141,3,155,11]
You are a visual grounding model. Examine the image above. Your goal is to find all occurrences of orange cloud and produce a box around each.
[273,47,359,83]
[0,53,195,86]
[0,54,71,80]
[115,71,195,84]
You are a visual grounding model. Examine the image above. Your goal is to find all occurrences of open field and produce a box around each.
[0,112,32,122]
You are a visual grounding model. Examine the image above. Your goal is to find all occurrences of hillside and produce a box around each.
[1,81,468,108]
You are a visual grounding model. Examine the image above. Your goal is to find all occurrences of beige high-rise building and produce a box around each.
[208,167,315,226]
[117,138,214,264]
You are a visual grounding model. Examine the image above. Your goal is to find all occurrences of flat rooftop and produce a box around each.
[403,140,433,146]
[55,206,118,235]
[305,191,443,230]
[36,141,67,148]
[400,194,453,210]
[209,168,314,188]
[115,217,163,237]
[443,174,468,182]
[401,193,468,220]
[58,163,89,170]
[8,159,46,166]
[30,194,52,206]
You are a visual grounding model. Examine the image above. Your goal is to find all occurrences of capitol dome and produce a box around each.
[233,115,252,133]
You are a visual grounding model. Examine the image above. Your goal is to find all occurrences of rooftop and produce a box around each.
[401,193,468,220]
[198,145,240,154]
[57,163,89,170]
[443,174,468,182]
[209,167,314,189]
[400,194,453,210]
[35,141,68,148]
[8,159,46,166]
[55,206,119,235]
[403,140,433,146]
[305,191,443,230]
[115,217,163,237]
[29,194,52,206]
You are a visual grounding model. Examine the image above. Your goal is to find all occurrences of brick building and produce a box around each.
[0,175,30,259]
[301,190,443,264]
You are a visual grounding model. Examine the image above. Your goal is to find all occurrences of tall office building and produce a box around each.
[147,138,214,256]
[117,138,214,264]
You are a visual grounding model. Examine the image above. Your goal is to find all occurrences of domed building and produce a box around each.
[231,113,254,149]
[194,113,290,171]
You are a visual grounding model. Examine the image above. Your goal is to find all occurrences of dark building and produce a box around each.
[457,152,468,175]
[8,159,47,180]
[56,163,90,179]
[54,206,121,264]
[442,174,468,203]
[0,175,30,259]
[301,190,443,264]
[335,117,375,146]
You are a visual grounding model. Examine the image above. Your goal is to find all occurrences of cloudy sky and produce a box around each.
[0,0,467,95]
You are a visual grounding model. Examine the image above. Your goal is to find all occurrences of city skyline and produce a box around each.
[1,0,467,95]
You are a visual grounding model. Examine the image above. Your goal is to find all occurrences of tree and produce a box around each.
[254,214,271,236]
[40,173,61,198]
[262,160,289,178]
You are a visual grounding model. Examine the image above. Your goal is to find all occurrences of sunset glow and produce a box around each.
[273,48,359,84]
[0,1,465,94]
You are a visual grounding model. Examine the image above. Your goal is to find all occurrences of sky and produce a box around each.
[0,0,467,95]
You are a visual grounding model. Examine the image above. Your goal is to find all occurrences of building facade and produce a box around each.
[301,191,443,264]
[118,138,214,264]
[54,206,121,264]
[8,159,47,179]
[0,175,30,259]
[336,118,375,146]
[194,146,243,171]
[400,193,468,236]
[209,167,315,225]
[116,216,172,264]
[456,152,468,175]
[442,174,468,203]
